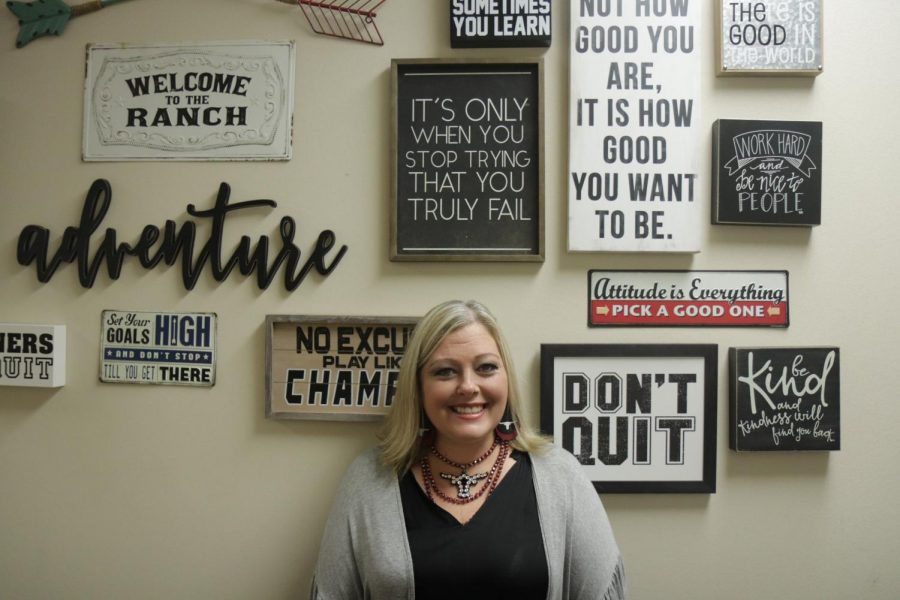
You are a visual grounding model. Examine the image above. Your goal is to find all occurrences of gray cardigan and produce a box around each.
[309,445,625,600]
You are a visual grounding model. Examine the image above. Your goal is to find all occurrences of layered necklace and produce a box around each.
[421,436,510,505]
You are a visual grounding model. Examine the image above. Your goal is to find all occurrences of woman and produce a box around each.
[310,300,625,599]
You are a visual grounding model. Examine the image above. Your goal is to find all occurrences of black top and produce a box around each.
[400,451,549,600]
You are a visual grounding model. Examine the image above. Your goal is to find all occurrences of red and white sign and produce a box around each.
[588,270,789,327]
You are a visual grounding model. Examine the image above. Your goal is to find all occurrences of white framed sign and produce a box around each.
[0,323,66,388]
[83,41,295,161]
[100,310,217,386]
[569,0,701,252]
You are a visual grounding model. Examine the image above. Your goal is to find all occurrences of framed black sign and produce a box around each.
[729,347,840,451]
[391,59,544,261]
[713,119,822,226]
[541,344,718,493]
[450,0,551,48]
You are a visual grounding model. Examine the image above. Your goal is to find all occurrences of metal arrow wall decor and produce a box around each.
[276,0,387,46]
[6,0,132,48]
[7,0,389,49]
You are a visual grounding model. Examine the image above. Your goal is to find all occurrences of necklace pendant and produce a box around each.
[440,470,488,499]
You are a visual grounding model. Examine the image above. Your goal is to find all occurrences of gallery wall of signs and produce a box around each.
[3,0,837,495]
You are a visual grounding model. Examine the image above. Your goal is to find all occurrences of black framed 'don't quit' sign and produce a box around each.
[712,119,822,227]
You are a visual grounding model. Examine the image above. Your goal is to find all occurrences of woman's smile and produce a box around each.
[450,404,486,416]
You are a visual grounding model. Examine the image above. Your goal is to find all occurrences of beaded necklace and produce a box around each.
[421,437,510,505]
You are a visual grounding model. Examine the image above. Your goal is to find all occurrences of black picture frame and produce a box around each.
[391,58,544,262]
[729,346,840,451]
[712,119,823,227]
[540,344,718,493]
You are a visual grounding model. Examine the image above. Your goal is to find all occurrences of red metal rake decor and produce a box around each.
[280,0,388,46]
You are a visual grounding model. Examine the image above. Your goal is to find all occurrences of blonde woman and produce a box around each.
[310,300,625,600]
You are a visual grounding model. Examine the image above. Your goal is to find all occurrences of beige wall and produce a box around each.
[1,1,898,598]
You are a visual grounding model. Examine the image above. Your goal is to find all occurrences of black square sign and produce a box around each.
[713,119,822,226]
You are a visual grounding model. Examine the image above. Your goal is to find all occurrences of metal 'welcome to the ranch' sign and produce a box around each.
[83,40,295,161]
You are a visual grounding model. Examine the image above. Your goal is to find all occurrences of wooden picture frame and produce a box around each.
[265,315,418,420]
[541,344,718,493]
[391,58,544,262]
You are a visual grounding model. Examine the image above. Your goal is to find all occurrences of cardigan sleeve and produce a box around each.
[309,450,413,600]
[308,457,366,600]
[565,456,626,600]
[533,446,626,600]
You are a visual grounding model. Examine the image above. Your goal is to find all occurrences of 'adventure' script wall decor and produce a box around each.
[16,179,347,291]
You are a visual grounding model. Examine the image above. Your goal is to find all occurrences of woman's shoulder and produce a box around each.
[531,443,583,469]
[532,442,578,466]
[346,446,381,471]
[340,447,396,489]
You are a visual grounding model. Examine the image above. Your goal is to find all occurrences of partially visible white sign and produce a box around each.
[569,1,701,252]
[100,310,216,386]
[83,41,295,161]
[0,323,66,388]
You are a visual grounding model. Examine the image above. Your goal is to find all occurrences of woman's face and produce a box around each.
[419,322,509,452]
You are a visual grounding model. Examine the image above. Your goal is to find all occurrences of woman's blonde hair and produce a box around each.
[378,299,548,474]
